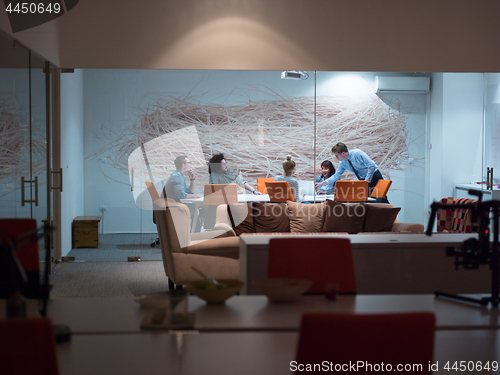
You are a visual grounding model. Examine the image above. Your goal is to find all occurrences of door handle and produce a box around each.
[21,176,38,206]
[51,168,63,192]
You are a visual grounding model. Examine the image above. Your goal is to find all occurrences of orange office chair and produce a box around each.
[334,180,369,202]
[370,179,392,200]
[267,237,356,294]
[265,181,294,203]
[296,312,435,374]
[0,318,60,375]
[257,178,274,194]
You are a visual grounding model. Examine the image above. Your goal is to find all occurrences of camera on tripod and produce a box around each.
[427,189,500,307]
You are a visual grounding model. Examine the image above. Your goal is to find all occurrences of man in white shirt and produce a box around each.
[315,142,388,203]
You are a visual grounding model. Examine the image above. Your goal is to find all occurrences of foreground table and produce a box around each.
[57,330,500,375]
[240,232,493,295]
[3,294,499,334]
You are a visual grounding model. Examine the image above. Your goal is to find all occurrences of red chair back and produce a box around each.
[268,237,356,294]
[0,318,59,375]
[296,312,435,374]
[0,218,40,298]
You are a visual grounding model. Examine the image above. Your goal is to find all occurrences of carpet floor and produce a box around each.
[50,261,169,299]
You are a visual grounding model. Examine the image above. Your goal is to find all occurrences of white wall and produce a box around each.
[429,73,484,208]
[60,70,84,256]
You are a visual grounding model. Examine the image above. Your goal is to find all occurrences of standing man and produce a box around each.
[315,142,388,203]
[163,155,199,201]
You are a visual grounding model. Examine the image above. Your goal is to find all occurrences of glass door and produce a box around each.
[0,32,52,273]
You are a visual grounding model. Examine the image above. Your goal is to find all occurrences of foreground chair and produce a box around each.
[0,318,59,375]
[296,312,435,374]
[0,218,40,298]
[146,180,239,289]
[268,237,356,294]
[265,181,294,203]
[334,180,369,202]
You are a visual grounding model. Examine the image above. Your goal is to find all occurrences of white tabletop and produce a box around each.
[5,294,499,334]
[187,294,500,331]
[181,193,270,205]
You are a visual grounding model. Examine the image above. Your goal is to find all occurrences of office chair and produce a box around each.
[203,184,239,229]
[265,181,294,203]
[334,180,369,202]
[256,178,274,194]
[0,318,59,375]
[370,179,392,203]
[296,312,435,374]
[268,237,356,294]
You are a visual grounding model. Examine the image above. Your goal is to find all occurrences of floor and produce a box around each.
[48,233,168,298]
[65,233,163,262]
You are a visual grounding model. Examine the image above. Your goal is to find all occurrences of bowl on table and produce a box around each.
[253,278,312,302]
[185,279,244,304]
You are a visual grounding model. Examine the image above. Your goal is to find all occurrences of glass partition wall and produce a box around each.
[69,70,428,254]
[54,69,500,258]
[0,32,53,272]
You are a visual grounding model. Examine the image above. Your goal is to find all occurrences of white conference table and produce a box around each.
[56,330,500,375]
[5,294,500,334]
[182,194,373,205]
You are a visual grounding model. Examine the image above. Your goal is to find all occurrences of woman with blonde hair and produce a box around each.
[274,155,303,202]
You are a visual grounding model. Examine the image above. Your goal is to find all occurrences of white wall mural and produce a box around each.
[0,95,45,197]
[88,86,409,190]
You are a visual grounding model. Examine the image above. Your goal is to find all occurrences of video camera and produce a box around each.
[426,189,500,307]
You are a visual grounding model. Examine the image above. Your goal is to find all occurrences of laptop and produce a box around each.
[298,180,315,196]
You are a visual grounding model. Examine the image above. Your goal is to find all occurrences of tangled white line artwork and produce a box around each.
[0,97,45,197]
[89,87,410,189]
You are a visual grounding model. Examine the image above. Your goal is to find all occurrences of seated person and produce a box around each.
[315,160,336,195]
[162,156,200,227]
[208,153,263,195]
[163,155,199,201]
[274,155,303,202]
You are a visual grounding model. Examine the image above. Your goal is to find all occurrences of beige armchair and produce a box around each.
[145,180,240,288]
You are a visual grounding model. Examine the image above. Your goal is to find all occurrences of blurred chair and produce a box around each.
[203,184,239,230]
[257,178,274,194]
[268,237,356,294]
[334,180,369,202]
[146,180,239,290]
[265,181,294,203]
[436,197,479,233]
[0,318,59,375]
[0,218,40,298]
[296,312,435,374]
[370,179,392,202]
